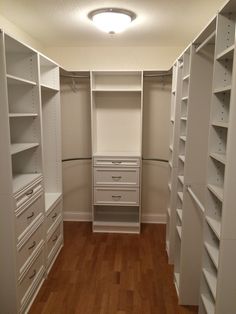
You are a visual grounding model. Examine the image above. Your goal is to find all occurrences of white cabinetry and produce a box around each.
[0,31,62,313]
[91,71,143,233]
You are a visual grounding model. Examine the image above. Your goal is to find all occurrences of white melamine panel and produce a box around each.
[94,168,139,187]
[40,55,59,90]
[93,92,142,154]
[94,187,139,206]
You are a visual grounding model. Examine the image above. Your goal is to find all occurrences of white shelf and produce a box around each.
[216,44,235,60]
[177,208,183,222]
[92,88,142,92]
[213,86,231,94]
[45,192,62,213]
[176,226,182,239]
[180,136,187,142]
[182,96,188,101]
[168,183,171,191]
[201,293,215,314]
[177,192,184,202]
[178,175,184,184]
[169,145,173,151]
[10,143,39,155]
[204,242,219,269]
[181,117,187,121]
[183,74,190,81]
[207,184,223,202]
[209,152,226,165]
[7,74,37,86]
[168,161,173,168]
[167,207,171,217]
[41,84,59,92]
[9,113,38,118]
[206,216,221,239]
[174,272,180,296]
[12,173,42,194]
[211,121,228,128]
[202,269,217,300]
[179,155,185,163]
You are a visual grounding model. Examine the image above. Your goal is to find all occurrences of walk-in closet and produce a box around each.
[0,0,235,313]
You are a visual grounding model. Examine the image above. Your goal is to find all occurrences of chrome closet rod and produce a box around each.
[142,158,168,163]
[62,157,92,162]
[143,73,172,78]
[60,74,90,79]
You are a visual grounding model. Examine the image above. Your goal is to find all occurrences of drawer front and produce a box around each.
[18,249,44,308]
[46,200,62,234]
[14,178,43,210]
[94,168,139,186]
[16,194,44,242]
[47,222,63,260]
[93,157,140,168]
[17,222,44,276]
[94,188,139,206]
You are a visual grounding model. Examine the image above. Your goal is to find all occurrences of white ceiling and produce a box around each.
[0,0,226,47]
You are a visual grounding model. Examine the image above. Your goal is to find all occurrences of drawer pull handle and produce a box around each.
[29,269,36,280]
[112,161,122,165]
[52,213,57,219]
[112,195,121,199]
[27,212,35,219]
[52,235,58,242]
[25,189,34,196]
[28,241,36,250]
[112,176,122,180]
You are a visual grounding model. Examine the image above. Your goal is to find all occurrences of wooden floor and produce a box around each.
[30,222,198,314]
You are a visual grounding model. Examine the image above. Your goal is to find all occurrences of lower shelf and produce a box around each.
[45,192,62,213]
[93,205,140,233]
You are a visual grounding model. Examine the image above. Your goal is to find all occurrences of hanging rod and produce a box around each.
[187,186,205,214]
[195,31,216,54]
[142,158,168,163]
[62,157,92,162]
[143,73,172,78]
[60,74,90,79]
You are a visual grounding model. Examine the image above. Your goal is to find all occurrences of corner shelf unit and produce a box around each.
[91,71,143,233]
[0,30,63,314]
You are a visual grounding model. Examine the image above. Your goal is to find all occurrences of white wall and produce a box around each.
[0,13,44,52]
[45,46,183,71]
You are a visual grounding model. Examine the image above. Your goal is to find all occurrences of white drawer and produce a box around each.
[94,168,139,186]
[18,249,44,309]
[46,200,62,234]
[17,221,44,276]
[93,157,140,168]
[14,177,43,210]
[47,221,63,261]
[15,193,44,242]
[94,187,139,206]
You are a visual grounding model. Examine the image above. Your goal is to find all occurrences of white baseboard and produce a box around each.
[63,211,166,224]
[63,211,92,222]
[141,213,167,224]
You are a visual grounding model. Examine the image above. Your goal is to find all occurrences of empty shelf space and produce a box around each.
[182,74,190,81]
[202,269,217,300]
[176,208,183,222]
[178,175,184,184]
[10,143,39,155]
[207,184,223,202]
[209,152,226,165]
[213,86,231,94]
[179,155,185,163]
[177,192,184,202]
[195,31,216,54]
[201,293,215,314]
[176,226,182,239]
[216,44,235,60]
[45,192,62,213]
[180,136,187,142]
[206,216,221,239]
[204,242,219,269]
[211,121,228,128]
[13,173,42,194]
[7,74,37,86]
[9,113,38,118]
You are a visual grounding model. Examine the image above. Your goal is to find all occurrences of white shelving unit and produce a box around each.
[0,30,63,313]
[91,71,143,233]
[198,5,236,313]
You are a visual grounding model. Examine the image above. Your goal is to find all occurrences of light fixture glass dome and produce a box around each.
[88,8,136,34]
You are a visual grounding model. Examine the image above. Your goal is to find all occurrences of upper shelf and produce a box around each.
[7,74,37,86]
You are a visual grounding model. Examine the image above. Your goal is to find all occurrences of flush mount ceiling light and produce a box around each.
[88,8,136,34]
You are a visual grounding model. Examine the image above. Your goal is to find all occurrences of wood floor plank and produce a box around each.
[30,222,198,314]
